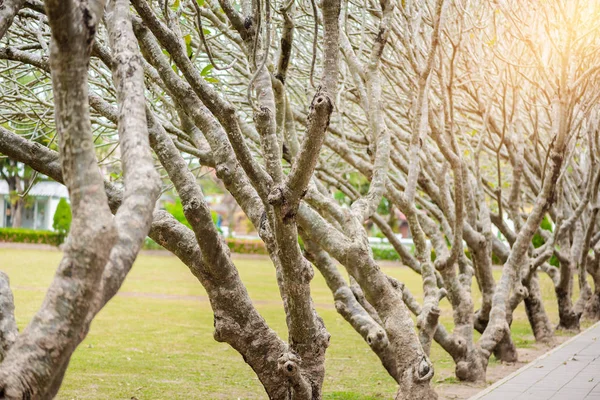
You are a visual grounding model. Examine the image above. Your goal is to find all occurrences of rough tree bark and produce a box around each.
[0,0,161,397]
[0,272,17,364]
[0,1,119,396]
[584,253,600,321]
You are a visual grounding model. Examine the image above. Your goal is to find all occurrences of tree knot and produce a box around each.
[243,16,253,30]
[413,355,434,382]
[267,185,285,205]
[515,285,529,300]
[299,260,314,284]
[387,276,404,292]
[366,329,389,350]
[215,164,231,181]
[277,351,302,377]
[308,87,333,115]
[183,198,201,211]
[453,335,468,356]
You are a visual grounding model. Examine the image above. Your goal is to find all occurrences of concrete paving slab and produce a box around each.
[469,321,600,400]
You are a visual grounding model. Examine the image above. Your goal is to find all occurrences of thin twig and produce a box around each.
[192,0,235,70]
[309,0,318,88]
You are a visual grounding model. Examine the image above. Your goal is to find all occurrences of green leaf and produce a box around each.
[201,64,214,76]
[377,198,390,215]
[171,0,180,11]
[333,190,346,202]
[184,34,193,58]
[109,172,121,180]
[540,215,553,232]
[196,0,205,6]
[204,77,219,83]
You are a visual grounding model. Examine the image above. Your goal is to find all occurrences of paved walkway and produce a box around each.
[471,322,600,400]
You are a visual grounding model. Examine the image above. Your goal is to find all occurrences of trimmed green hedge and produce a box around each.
[371,246,401,261]
[0,231,507,265]
[225,238,268,255]
[144,237,269,255]
[145,237,404,261]
[0,227,64,246]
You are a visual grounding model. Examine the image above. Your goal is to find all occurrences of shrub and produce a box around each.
[144,237,164,250]
[164,199,222,233]
[147,236,274,253]
[0,227,64,246]
[142,236,415,262]
[52,198,72,235]
[143,237,269,255]
[164,199,191,229]
[371,246,401,261]
[225,238,268,255]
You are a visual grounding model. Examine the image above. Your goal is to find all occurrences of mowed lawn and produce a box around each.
[0,248,581,399]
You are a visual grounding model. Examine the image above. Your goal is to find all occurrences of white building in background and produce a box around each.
[0,181,69,231]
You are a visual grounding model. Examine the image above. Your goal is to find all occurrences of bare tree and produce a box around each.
[0,0,161,397]
[2,0,600,398]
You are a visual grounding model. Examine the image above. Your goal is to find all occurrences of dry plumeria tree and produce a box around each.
[1,0,600,399]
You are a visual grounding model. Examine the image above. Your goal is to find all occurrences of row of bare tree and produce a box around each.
[1,0,600,399]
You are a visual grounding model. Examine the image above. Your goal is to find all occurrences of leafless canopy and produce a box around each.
[1,0,600,399]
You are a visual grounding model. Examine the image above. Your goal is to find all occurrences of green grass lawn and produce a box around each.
[0,248,583,399]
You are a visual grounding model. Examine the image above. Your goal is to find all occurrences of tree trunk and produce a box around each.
[574,271,593,316]
[524,273,554,343]
[583,269,600,322]
[437,254,489,381]
[583,290,600,322]
[304,241,399,380]
[492,333,519,363]
[474,315,518,364]
[10,198,23,228]
[0,272,18,363]
[454,349,488,383]
[555,286,580,331]
[470,246,519,364]
[449,319,489,382]
[0,1,121,395]
[352,252,437,400]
